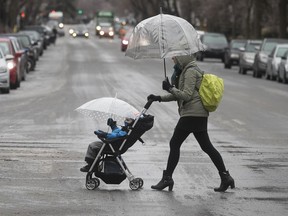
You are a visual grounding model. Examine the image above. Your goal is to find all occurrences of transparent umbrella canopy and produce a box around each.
[75,97,140,122]
[125,13,205,77]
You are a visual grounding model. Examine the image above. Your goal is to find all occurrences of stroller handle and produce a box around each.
[144,99,154,110]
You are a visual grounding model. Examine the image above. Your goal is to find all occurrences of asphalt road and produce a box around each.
[0,26,288,216]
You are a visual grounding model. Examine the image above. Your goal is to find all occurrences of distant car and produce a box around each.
[24,25,50,49]
[0,48,10,93]
[46,20,65,37]
[0,38,21,89]
[121,28,133,52]
[224,39,247,68]
[265,44,288,80]
[19,30,44,57]
[197,32,228,62]
[72,25,89,38]
[99,23,114,39]
[278,50,288,83]
[252,38,288,78]
[238,40,262,75]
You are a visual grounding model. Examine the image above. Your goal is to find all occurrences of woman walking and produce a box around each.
[147,54,235,192]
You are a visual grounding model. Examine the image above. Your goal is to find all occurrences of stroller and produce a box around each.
[85,100,154,190]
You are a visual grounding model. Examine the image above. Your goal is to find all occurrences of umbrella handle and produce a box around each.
[144,99,154,110]
[163,58,167,78]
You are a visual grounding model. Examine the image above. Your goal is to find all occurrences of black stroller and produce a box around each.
[85,100,154,190]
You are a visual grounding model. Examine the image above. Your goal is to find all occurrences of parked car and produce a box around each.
[265,44,288,80]
[18,30,44,57]
[224,39,247,68]
[121,27,133,52]
[99,23,114,39]
[278,50,288,83]
[197,32,228,62]
[0,48,10,93]
[24,25,50,49]
[3,33,37,71]
[238,40,262,75]
[0,38,21,89]
[0,35,28,81]
[252,38,288,78]
[72,25,89,38]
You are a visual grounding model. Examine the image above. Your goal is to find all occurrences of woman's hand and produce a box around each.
[147,94,162,102]
[162,77,173,92]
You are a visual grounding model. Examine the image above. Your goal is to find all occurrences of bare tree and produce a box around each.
[278,0,287,38]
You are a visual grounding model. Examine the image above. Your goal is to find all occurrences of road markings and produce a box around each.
[232,119,245,125]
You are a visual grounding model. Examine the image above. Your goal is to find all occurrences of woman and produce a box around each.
[147,54,235,192]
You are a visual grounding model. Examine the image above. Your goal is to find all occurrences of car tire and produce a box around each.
[265,71,270,80]
[284,74,288,84]
[239,67,246,74]
[277,72,282,83]
[1,87,10,94]
[254,65,262,78]
[224,60,231,69]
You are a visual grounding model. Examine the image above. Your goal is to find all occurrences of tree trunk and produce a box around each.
[253,0,262,38]
[278,0,287,38]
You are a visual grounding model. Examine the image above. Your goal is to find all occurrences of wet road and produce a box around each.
[0,25,288,216]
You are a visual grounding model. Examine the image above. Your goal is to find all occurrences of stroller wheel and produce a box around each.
[129,178,143,190]
[86,178,100,190]
[138,178,144,188]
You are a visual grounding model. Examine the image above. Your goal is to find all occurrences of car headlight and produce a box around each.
[122,39,129,45]
[109,31,114,36]
[96,26,101,31]
[100,31,104,35]
[85,32,89,37]
[230,53,239,58]
[72,32,77,37]
[7,61,15,70]
[58,23,64,28]
[69,29,74,34]
[259,53,268,63]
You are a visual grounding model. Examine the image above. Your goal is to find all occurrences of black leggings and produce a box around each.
[166,126,226,176]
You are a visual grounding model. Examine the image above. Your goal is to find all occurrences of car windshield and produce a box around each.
[203,35,228,45]
[232,41,245,49]
[19,37,30,47]
[76,25,87,31]
[246,43,260,52]
[263,42,278,52]
[276,47,288,57]
[0,42,10,55]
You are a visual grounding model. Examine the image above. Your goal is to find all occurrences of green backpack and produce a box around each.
[193,66,224,112]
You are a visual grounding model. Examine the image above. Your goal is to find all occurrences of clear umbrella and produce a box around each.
[125,13,206,77]
[75,97,140,122]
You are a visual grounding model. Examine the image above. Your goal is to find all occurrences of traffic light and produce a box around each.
[78,9,83,15]
[20,11,25,18]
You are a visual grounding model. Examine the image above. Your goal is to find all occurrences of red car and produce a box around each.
[0,38,22,89]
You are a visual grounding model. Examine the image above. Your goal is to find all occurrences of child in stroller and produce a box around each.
[80,117,134,172]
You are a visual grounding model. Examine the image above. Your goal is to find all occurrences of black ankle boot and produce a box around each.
[151,170,174,191]
[214,171,235,192]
